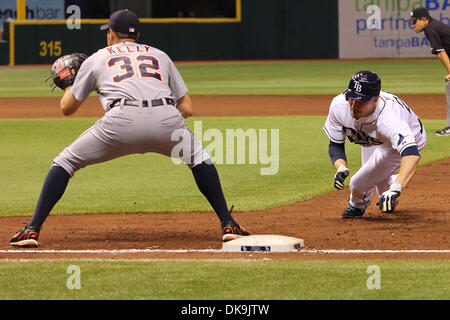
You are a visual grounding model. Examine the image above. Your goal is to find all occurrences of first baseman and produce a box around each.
[411,7,450,136]
[10,9,249,248]
[324,71,427,218]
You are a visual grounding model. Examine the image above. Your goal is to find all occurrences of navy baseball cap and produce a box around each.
[100,9,140,35]
[344,71,381,102]
[410,7,431,21]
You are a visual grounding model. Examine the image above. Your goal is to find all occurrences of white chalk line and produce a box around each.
[1,249,450,254]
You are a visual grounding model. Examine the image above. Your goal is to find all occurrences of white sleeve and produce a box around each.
[70,56,97,101]
[323,103,346,143]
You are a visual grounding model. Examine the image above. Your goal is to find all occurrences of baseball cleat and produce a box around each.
[342,204,365,219]
[434,127,450,136]
[222,221,250,242]
[10,226,40,248]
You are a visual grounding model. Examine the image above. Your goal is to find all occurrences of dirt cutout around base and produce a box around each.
[0,95,449,260]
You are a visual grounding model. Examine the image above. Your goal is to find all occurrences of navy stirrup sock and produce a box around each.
[29,166,71,229]
[191,161,233,224]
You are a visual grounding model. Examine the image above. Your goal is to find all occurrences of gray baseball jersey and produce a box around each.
[71,42,188,110]
[53,41,210,176]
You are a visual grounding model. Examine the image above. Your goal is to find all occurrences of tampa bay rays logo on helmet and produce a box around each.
[344,71,381,102]
[353,81,362,92]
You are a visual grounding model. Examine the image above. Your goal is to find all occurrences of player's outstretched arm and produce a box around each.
[394,155,421,188]
[60,86,83,116]
[333,162,350,190]
[176,94,194,118]
[378,154,420,212]
[328,141,349,190]
[333,159,348,171]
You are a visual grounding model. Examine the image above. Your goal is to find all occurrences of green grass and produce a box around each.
[0,259,448,299]
[0,60,447,97]
[179,60,448,95]
[0,117,448,216]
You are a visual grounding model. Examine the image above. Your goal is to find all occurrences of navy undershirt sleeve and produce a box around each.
[400,145,420,157]
[328,141,347,164]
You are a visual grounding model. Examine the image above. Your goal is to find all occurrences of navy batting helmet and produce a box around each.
[344,71,381,102]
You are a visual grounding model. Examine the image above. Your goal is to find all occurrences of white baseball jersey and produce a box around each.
[323,91,426,154]
[70,41,188,110]
[323,90,427,210]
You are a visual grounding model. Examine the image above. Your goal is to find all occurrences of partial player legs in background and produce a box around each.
[435,81,450,136]
[447,80,450,128]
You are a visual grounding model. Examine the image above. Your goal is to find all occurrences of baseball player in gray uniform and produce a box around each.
[324,71,427,218]
[10,9,249,247]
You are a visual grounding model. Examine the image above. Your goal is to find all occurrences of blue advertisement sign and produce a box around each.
[0,0,65,20]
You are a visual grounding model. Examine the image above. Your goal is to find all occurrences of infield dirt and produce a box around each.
[0,94,447,118]
[0,94,448,260]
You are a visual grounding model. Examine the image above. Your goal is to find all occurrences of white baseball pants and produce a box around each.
[349,135,426,211]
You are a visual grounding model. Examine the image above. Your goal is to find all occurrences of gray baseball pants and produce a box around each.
[53,103,210,177]
[446,80,450,127]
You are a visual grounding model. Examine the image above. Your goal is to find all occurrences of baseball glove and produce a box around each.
[46,53,88,91]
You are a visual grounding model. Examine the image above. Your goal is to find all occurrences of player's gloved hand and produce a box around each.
[46,53,88,91]
[379,183,402,213]
[334,164,349,190]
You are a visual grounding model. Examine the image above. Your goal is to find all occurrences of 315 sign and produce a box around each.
[39,41,62,57]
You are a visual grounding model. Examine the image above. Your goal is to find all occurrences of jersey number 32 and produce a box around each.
[107,55,162,82]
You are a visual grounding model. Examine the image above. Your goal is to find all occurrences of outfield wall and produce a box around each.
[339,0,450,58]
[2,0,339,65]
[0,43,8,65]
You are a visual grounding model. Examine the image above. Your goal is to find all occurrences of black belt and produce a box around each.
[109,98,176,110]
